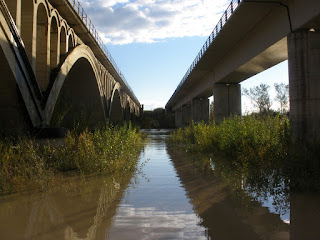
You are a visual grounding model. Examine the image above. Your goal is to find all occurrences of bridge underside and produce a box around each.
[166,0,320,142]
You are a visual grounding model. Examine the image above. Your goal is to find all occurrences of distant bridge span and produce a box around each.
[166,0,320,142]
[0,0,140,135]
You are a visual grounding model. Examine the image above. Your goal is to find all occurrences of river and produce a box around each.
[0,130,319,239]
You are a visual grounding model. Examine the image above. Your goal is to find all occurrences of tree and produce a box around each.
[243,84,271,114]
[274,83,289,114]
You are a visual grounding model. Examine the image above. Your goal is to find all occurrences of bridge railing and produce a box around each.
[167,0,242,105]
[66,0,139,103]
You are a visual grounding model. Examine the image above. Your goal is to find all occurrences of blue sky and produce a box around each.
[79,0,289,111]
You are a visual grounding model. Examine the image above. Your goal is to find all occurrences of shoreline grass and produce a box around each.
[167,115,320,192]
[0,123,145,195]
[168,115,289,163]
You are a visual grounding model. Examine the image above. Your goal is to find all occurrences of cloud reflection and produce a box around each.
[108,204,207,239]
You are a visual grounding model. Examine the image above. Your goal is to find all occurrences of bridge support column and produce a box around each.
[213,83,241,123]
[182,104,191,126]
[288,30,320,142]
[191,98,209,123]
[175,108,182,128]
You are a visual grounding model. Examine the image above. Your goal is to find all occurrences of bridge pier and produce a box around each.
[213,83,241,123]
[191,98,209,123]
[182,105,191,126]
[175,108,182,127]
[288,30,320,143]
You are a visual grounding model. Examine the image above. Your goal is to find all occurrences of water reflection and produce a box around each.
[107,130,207,239]
[167,149,290,240]
[0,173,131,240]
[0,130,319,239]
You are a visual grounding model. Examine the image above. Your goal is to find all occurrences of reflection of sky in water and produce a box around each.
[108,205,207,240]
[108,134,207,239]
[210,158,290,224]
[254,194,290,224]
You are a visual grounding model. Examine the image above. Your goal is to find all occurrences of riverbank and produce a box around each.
[0,123,145,195]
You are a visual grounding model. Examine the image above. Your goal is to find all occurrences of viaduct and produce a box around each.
[0,0,141,135]
[166,0,320,142]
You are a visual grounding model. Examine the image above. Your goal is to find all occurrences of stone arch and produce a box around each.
[59,24,67,62]
[50,15,59,71]
[109,83,123,122]
[35,2,49,91]
[123,99,132,122]
[21,0,33,62]
[45,45,105,129]
[67,29,75,51]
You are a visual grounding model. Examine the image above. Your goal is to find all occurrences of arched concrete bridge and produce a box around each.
[0,0,141,135]
[166,0,320,142]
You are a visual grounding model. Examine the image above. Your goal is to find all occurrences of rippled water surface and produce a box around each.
[0,129,319,239]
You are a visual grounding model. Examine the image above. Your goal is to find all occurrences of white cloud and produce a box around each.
[79,0,230,45]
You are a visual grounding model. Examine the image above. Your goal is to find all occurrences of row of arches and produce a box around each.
[45,45,140,129]
[2,0,140,131]
[4,0,76,91]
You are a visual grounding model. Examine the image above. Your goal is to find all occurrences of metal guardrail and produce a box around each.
[167,0,243,106]
[66,0,139,103]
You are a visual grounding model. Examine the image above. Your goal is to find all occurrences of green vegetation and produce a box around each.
[168,115,290,186]
[168,115,289,161]
[168,115,291,213]
[0,123,145,195]
[168,114,320,195]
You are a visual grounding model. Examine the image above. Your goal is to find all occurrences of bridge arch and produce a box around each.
[67,29,75,51]
[45,45,106,129]
[21,0,33,61]
[35,2,49,91]
[59,23,67,61]
[49,15,58,71]
[109,83,124,122]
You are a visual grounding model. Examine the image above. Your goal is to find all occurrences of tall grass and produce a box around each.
[168,115,289,170]
[0,123,145,195]
[168,115,292,209]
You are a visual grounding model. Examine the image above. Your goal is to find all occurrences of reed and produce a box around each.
[0,123,145,195]
[167,115,290,169]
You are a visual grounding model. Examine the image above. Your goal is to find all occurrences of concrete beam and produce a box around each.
[288,30,320,142]
[213,83,241,123]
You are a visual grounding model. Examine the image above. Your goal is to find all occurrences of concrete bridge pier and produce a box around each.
[213,83,241,123]
[182,105,191,126]
[288,30,320,143]
[191,98,209,123]
[175,108,182,127]
[174,98,209,128]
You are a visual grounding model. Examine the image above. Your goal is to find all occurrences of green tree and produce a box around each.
[243,84,271,114]
[274,83,289,114]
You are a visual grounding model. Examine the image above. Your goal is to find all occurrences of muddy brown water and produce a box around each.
[0,129,319,239]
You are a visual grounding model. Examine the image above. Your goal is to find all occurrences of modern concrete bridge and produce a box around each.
[0,0,141,135]
[166,0,320,142]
